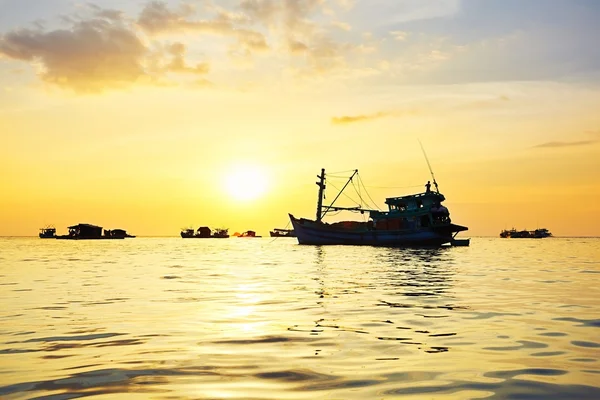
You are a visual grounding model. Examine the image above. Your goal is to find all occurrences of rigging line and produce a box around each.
[322,169,359,217]
[326,175,358,179]
[363,184,423,189]
[357,173,381,210]
[356,174,375,209]
[326,180,361,207]
[350,179,365,208]
[327,169,357,175]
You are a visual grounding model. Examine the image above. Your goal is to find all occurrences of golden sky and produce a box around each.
[1,0,599,237]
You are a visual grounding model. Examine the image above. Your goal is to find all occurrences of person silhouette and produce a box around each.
[425,181,431,193]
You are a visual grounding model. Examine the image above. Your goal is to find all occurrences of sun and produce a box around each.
[224,165,269,201]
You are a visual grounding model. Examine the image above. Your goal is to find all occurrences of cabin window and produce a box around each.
[398,204,407,211]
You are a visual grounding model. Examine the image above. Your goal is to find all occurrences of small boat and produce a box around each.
[56,223,134,239]
[289,168,468,246]
[269,228,296,237]
[500,228,552,238]
[39,226,56,238]
[104,229,136,238]
[181,227,229,238]
[238,230,261,238]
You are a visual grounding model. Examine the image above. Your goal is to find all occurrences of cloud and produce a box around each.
[533,140,598,149]
[165,42,209,74]
[331,21,351,31]
[0,16,147,93]
[0,7,220,93]
[332,111,390,124]
[0,0,380,90]
[137,1,270,59]
[390,30,409,41]
[332,107,420,124]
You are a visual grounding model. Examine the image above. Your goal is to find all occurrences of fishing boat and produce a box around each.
[181,227,229,238]
[39,226,56,238]
[269,228,296,237]
[500,228,552,238]
[289,168,468,246]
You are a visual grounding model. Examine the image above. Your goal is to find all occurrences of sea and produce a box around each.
[0,237,599,399]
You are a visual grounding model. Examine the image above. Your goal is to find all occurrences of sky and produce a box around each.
[1,0,599,237]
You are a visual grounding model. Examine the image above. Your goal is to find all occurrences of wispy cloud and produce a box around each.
[331,109,417,124]
[332,111,390,124]
[533,140,598,149]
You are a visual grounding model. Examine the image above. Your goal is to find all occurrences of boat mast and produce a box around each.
[316,168,326,222]
[418,140,439,192]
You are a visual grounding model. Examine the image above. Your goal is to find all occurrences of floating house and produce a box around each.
[55,223,134,240]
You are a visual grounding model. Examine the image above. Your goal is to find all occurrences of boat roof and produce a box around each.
[68,223,102,229]
[385,191,445,205]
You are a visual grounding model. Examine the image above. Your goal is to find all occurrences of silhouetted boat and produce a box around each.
[104,229,136,238]
[289,169,468,246]
[238,230,261,238]
[181,227,229,238]
[269,228,296,237]
[55,223,134,239]
[39,226,56,238]
[500,228,552,238]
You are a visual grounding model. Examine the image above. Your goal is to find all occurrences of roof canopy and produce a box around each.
[385,192,445,205]
[68,223,102,229]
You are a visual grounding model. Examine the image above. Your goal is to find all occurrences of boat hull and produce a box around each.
[289,214,466,246]
[55,236,124,240]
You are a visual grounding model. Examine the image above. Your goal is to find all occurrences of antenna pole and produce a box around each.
[316,168,326,222]
[418,140,439,192]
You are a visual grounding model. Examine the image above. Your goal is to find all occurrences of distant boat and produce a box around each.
[39,226,56,238]
[238,230,261,238]
[104,229,136,238]
[289,168,468,246]
[500,228,552,238]
[55,223,134,240]
[181,226,229,238]
[269,228,296,237]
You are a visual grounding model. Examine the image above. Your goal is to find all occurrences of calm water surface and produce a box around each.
[1,237,599,399]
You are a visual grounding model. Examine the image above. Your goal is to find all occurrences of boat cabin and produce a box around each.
[104,229,134,238]
[240,230,260,237]
[197,227,212,238]
[369,192,451,230]
[68,223,102,239]
[39,227,56,238]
